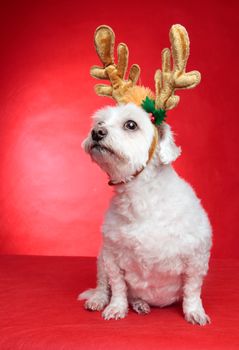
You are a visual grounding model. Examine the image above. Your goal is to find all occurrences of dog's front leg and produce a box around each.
[182,271,210,326]
[82,252,110,311]
[102,249,128,320]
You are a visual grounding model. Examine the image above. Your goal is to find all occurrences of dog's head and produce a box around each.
[82,103,180,184]
[82,24,200,183]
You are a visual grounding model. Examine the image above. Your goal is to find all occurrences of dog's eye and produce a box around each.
[124,120,138,131]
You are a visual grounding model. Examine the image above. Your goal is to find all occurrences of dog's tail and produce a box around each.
[77,288,96,300]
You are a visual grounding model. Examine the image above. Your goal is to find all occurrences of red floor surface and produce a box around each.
[0,255,238,350]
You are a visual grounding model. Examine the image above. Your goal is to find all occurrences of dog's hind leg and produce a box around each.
[130,298,151,315]
[78,252,110,311]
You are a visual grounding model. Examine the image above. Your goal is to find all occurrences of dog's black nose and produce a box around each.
[91,126,108,142]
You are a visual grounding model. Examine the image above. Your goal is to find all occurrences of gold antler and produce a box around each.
[91,24,201,112]
[90,25,141,103]
[154,24,201,110]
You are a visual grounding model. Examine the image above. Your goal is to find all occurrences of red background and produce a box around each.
[0,0,238,258]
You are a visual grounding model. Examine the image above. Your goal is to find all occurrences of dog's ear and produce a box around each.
[158,123,181,164]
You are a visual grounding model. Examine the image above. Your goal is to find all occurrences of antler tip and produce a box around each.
[170,24,189,47]
[196,71,201,83]
[94,24,114,36]
[192,70,201,87]
[170,23,187,33]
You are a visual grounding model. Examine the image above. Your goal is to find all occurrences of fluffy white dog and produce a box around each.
[79,102,212,325]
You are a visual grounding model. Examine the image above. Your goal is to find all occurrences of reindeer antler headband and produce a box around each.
[90,24,201,125]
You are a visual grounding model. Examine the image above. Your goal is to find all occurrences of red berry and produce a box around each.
[151,114,155,123]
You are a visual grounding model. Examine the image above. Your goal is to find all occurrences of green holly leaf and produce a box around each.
[154,109,167,125]
[141,96,155,113]
[141,96,167,126]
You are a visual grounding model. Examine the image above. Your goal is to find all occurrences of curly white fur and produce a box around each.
[79,103,212,325]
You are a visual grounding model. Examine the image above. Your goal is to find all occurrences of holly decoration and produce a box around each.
[141,96,167,126]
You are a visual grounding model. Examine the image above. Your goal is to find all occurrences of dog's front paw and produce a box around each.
[84,293,109,312]
[185,309,211,326]
[102,302,128,320]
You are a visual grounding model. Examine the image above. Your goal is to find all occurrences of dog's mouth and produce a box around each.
[91,143,115,156]
[90,143,125,161]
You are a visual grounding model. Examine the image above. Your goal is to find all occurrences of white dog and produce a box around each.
[79,102,212,325]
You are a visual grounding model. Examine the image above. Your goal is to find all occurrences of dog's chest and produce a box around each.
[102,184,203,275]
